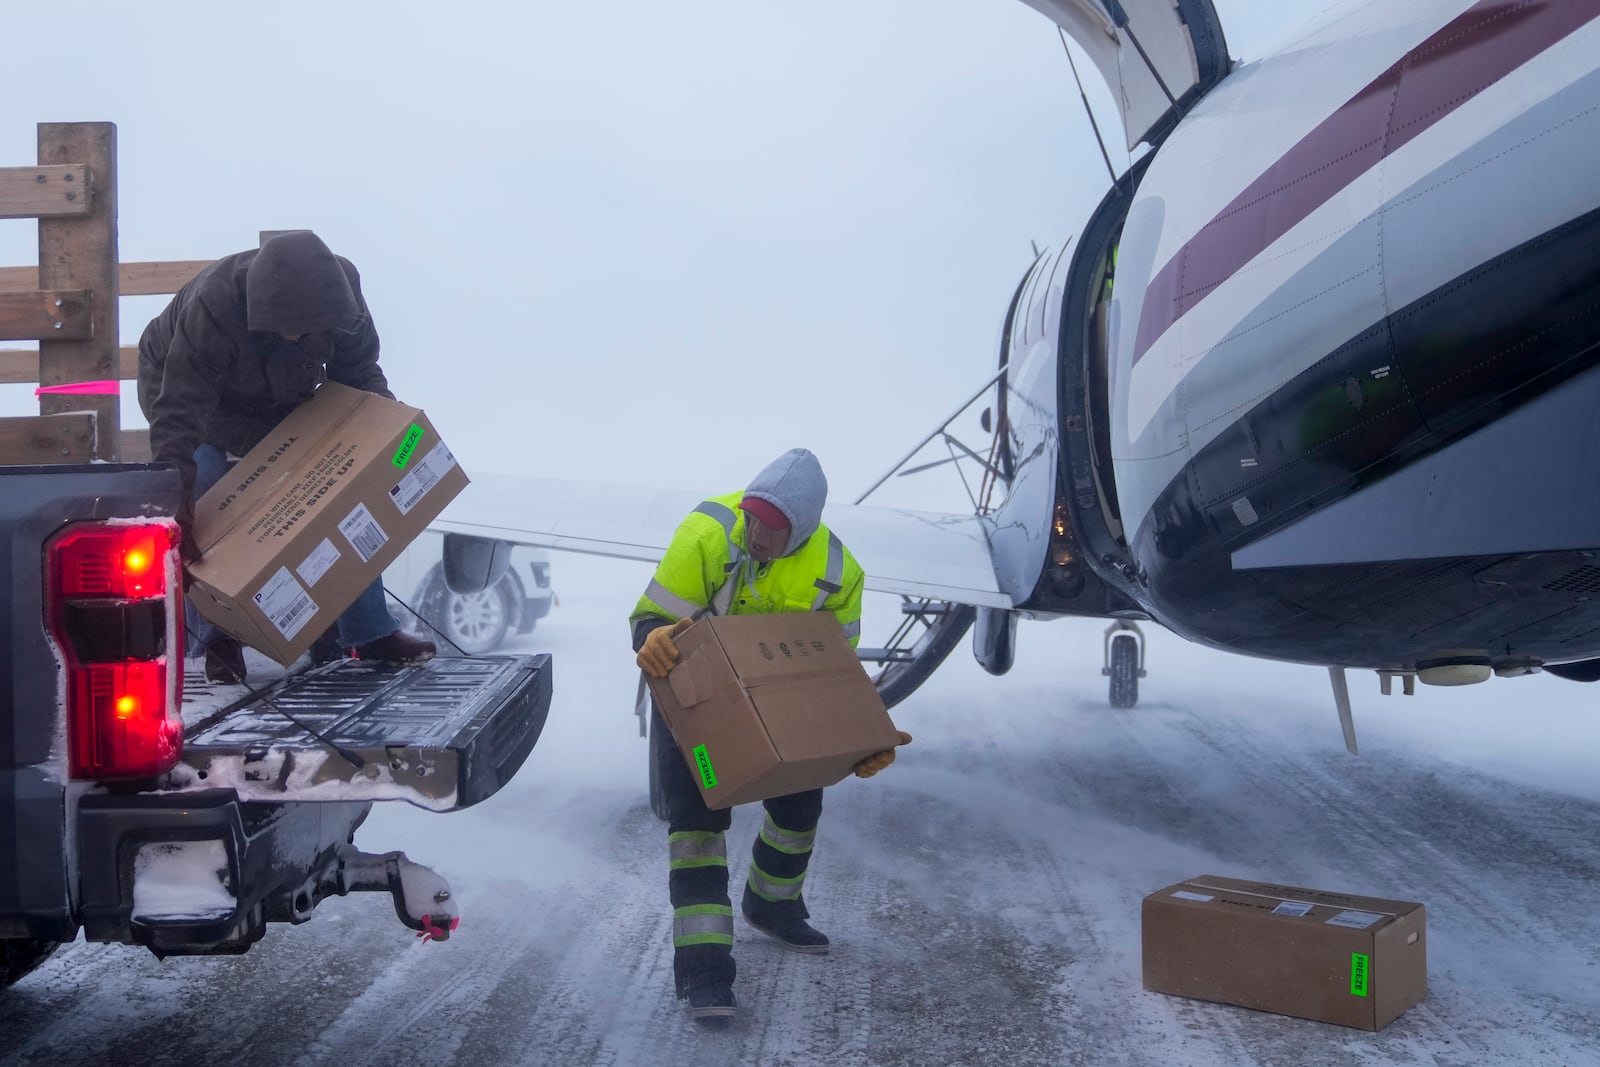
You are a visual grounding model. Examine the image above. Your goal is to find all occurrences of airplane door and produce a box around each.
[1015,0,1230,149]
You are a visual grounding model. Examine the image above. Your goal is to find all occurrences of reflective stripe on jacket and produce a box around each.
[630,491,864,645]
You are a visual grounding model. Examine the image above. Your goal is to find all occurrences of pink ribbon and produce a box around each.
[35,380,121,396]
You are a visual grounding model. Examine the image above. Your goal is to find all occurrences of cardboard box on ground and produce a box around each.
[648,613,902,809]
[185,382,468,666]
[1142,874,1428,1030]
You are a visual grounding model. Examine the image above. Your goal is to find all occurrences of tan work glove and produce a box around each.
[637,618,694,677]
[854,731,913,778]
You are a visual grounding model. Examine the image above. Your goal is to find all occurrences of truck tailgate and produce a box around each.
[170,654,550,811]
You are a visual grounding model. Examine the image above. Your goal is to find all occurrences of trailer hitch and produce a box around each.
[334,846,462,941]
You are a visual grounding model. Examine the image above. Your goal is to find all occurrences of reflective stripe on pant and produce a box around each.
[653,704,827,993]
[656,706,737,996]
[670,832,733,951]
[743,788,823,922]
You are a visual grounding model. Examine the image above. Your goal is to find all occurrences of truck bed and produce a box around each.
[171,654,551,811]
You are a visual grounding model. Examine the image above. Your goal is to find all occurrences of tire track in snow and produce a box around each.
[295,800,703,1067]
[924,681,1262,1067]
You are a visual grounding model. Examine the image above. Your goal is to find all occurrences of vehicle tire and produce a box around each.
[416,566,516,655]
[1,938,61,990]
[648,710,671,823]
[1108,633,1139,708]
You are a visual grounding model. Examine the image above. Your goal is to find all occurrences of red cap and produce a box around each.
[739,496,790,530]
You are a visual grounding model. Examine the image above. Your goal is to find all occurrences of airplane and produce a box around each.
[431,0,1600,753]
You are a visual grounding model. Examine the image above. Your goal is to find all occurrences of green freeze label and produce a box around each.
[392,424,425,468]
[692,744,718,790]
[1350,953,1369,997]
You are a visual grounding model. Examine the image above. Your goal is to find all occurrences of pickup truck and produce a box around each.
[1,461,551,991]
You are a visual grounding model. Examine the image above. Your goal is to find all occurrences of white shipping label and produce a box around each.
[1272,901,1315,917]
[252,567,318,640]
[339,503,389,563]
[388,441,458,516]
[1325,909,1385,930]
[1171,891,1215,903]
[297,538,341,587]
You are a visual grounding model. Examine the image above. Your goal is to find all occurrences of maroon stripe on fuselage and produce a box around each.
[1131,0,1600,367]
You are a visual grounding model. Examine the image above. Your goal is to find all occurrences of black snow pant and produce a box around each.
[654,705,824,997]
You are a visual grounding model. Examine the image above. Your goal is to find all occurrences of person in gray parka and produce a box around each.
[137,230,433,684]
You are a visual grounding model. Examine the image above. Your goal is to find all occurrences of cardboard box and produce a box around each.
[648,613,901,808]
[186,382,468,665]
[1141,874,1427,1030]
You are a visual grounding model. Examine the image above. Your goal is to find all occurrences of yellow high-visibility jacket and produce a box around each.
[631,491,864,645]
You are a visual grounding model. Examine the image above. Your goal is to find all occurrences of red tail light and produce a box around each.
[46,522,184,780]
[54,523,170,599]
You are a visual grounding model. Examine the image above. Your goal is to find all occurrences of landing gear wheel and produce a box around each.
[1102,621,1146,709]
[1,938,61,990]
[1108,635,1139,708]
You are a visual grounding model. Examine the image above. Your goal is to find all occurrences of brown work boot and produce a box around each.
[353,630,437,664]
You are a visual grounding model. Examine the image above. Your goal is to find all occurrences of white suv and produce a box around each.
[382,529,553,655]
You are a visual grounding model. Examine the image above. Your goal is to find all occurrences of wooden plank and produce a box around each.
[0,259,212,295]
[38,122,119,460]
[0,164,90,219]
[0,412,96,464]
[0,344,141,384]
[120,259,210,296]
[120,427,151,462]
[0,347,37,384]
[0,290,93,341]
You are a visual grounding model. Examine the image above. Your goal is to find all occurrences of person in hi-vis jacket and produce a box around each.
[630,447,910,1023]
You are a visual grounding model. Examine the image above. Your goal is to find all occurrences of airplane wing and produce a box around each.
[429,473,1012,609]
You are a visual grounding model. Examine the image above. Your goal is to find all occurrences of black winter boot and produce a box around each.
[686,980,737,1023]
[309,627,346,665]
[204,635,248,685]
[741,903,830,954]
[353,630,436,664]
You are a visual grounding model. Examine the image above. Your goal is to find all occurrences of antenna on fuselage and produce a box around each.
[1057,27,1119,188]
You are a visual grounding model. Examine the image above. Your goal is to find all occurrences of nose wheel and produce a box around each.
[1103,621,1146,708]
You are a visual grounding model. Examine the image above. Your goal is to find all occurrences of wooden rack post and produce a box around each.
[0,121,212,464]
[37,122,119,461]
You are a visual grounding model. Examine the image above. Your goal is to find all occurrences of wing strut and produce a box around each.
[1328,667,1359,755]
[853,365,1009,504]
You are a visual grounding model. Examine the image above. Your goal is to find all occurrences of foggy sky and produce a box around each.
[1,0,1309,496]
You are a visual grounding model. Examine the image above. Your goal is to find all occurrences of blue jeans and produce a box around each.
[189,443,398,653]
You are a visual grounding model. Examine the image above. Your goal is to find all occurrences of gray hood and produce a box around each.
[246,231,360,335]
[744,448,828,557]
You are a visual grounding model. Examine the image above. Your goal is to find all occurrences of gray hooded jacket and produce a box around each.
[742,447,829,558]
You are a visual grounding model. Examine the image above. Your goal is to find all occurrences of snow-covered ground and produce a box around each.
[3,553,1597,1066]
